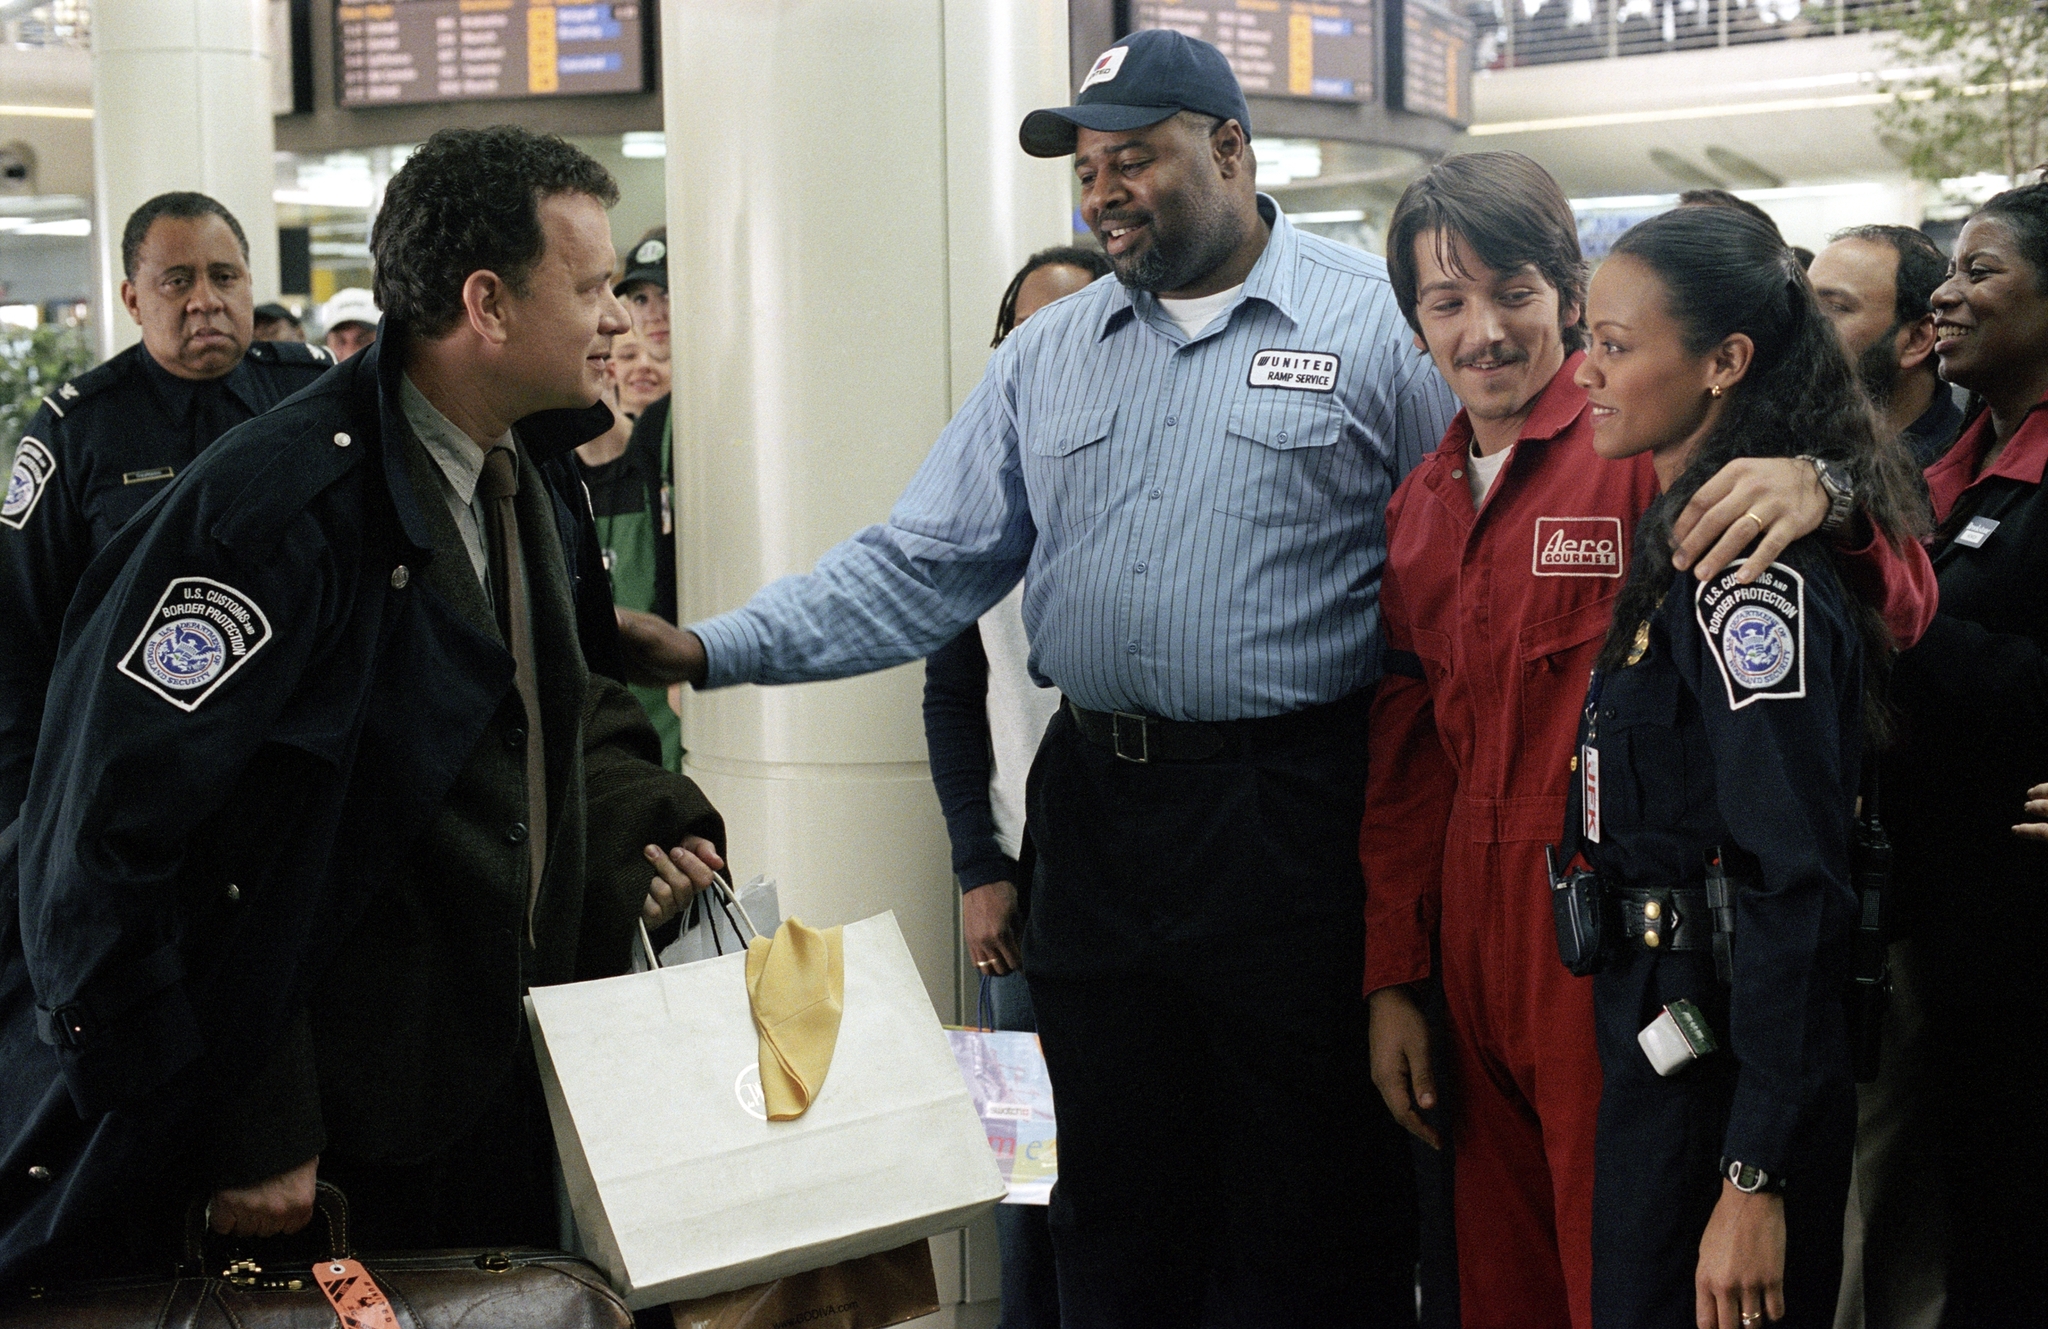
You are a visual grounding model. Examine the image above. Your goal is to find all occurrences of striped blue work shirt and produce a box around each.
[693,200,1457,721]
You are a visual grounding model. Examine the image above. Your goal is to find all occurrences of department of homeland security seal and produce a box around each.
[117,576,273,710]
[1,437,55,530]
[1696,562,1806,709]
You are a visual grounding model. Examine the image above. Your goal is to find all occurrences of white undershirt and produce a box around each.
[1467,439,1514,506]
[1157,283,1245,340]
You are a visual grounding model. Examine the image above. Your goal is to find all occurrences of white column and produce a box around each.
[661,0,1068,1018]
[90,0,280,357]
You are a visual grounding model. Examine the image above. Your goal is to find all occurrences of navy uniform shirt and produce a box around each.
[1579,546,1862,1176]
[0,338,332,818]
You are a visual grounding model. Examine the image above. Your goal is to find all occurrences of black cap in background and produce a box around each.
[616,229,667,294]
[1020,29,1252,159]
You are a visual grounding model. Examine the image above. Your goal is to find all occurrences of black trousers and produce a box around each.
[1024,698,1418,1329]
[1591,949,1853,1329]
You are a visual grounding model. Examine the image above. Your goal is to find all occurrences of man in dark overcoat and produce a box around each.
[0,126,724,1278]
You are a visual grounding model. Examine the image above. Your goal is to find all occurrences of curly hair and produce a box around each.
[1591,206,1930,743]
[1387,152,1589,353]
[121,192,249,280]
[371,127,620,338]
[993,245,1112,346]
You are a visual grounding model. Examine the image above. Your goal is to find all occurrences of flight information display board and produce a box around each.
[1392,0,1473,125]
[1130,1,1377,103]
[336,1,646,108]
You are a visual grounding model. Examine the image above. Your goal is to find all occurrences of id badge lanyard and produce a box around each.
[1579,672,1604,846]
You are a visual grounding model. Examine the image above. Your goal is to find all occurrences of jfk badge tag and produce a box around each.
[117,576,274,711]
[1696,562,1805,709]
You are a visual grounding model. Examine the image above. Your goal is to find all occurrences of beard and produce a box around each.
[1103,184,1247,295]
[1855,327,1902,408]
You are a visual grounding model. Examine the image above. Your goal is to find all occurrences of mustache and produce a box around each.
[1453,345,1530,370]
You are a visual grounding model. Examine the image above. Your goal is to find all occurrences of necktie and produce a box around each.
[479,444,548,945]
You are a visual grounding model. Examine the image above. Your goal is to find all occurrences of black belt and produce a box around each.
[1613,886,1714,952]
[1065,688,1374,764]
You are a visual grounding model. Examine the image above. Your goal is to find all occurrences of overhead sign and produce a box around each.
[1388,0,1474,125]
[335,1,647,108]
[1130,1,1378,104]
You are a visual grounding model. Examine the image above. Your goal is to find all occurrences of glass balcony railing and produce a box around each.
[1470,0,1884,67]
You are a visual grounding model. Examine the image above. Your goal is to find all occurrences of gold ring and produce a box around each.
[975,960,993,969]
[1741,510,1765,532]
[1742,1315,1762,1326]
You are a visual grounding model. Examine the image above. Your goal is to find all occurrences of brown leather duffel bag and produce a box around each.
[0,1184,632,1328]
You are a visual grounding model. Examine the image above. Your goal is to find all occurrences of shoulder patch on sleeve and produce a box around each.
[1,437,55,529]
[116,576,274,711]
[1695,561,1805,709]
[253,340,333,368]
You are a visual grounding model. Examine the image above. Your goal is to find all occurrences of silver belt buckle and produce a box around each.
[1110,711,1150,763]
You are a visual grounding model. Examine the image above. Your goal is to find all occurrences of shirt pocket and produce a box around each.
[1519,594,1618,758]
[1595,665,1684,834]
[1026,403,1120,530]
[1214,396,1349,528]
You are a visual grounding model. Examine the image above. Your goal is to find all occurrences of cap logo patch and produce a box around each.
[634,239,666,265]
[1697,562,1805,709]
[118,576,274,711]
[1081,45,1129,91]
[1248,349,1339,392]
[1532,516,1623,577]
[2,437,55,530]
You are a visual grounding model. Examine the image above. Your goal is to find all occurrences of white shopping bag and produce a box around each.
[526,910,1005,1310]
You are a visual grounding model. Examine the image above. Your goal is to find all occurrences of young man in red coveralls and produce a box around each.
[1359,153,1939,1329]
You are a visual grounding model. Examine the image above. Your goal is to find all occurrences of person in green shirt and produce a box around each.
[577,322,680,767]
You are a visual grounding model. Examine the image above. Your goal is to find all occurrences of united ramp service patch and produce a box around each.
[117,576,273,711]
[1696,562,1805,709]
[1,438,54,530]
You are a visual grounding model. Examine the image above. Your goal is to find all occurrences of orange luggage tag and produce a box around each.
[312,1257,401,1329]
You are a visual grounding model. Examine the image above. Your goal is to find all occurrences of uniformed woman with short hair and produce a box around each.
[1561,205,1927,1329]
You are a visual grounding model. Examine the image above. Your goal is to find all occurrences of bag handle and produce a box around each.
[637,871,759,970]
[183,1180,352,1277]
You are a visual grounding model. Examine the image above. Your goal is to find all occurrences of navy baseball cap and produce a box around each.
[1020,29,1252,159]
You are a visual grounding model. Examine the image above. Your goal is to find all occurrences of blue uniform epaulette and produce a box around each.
[203,387,368,554]
[245,339,336,370]
[38,350,134,420]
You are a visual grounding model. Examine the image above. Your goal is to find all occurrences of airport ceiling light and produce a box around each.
[5,217,86,235]
[1254,139,1323,189]
[621,132,666,159]
[275,152,375,209]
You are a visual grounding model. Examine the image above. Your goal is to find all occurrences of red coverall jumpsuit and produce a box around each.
[1360,354,1938,1329]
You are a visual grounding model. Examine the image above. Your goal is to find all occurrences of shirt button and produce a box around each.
[1133,561,1147,573]
[224,883,241,903]
[27,1166,50,1182]
[390,565,409,589]
[333,432,351,447]
[1149,489,1162,499]
[506,727,526,749]
[1127,642,1139,654]
[1276,431,1289,443]
[1603,706,1616,720]
[1165,415,1177,426]
[1451,468,1464,479]
[506,823,529,844]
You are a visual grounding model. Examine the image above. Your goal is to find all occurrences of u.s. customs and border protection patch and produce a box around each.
[1696,562,1805,709]
[1,438,55,530]
[117,576,274,711]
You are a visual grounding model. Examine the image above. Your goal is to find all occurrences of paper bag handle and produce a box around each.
[638,871,761,970]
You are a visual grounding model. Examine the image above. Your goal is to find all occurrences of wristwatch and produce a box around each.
[1720,1157,1786,1194]
[1797,454,1856,536]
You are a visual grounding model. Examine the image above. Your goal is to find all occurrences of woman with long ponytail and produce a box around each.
[1558,203,1926,1329]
